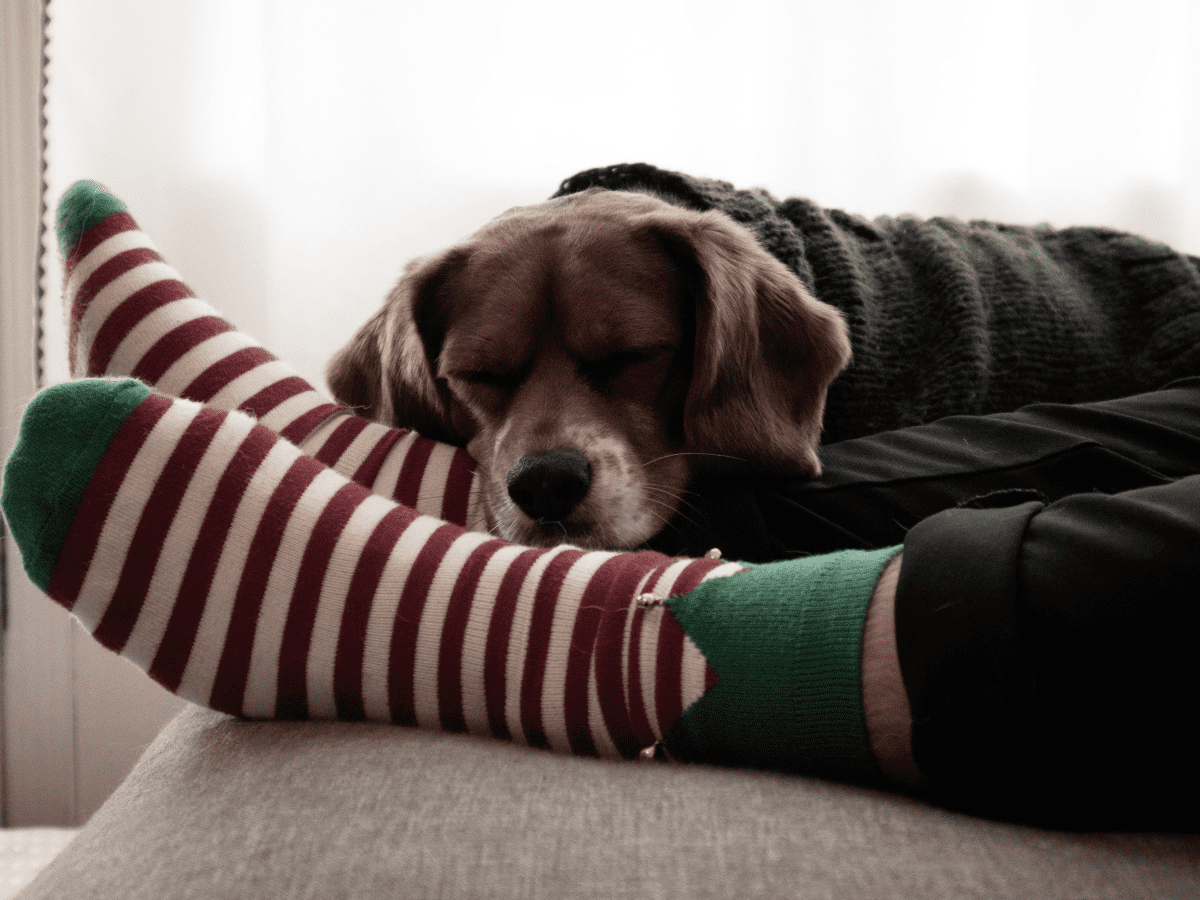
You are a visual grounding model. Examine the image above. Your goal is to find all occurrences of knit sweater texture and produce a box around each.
[553,163,1200,444]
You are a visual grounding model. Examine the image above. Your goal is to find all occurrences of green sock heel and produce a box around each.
[2,378,150,590]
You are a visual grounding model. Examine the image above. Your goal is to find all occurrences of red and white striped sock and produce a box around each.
[3,379,741,757]
[57,180,482,528]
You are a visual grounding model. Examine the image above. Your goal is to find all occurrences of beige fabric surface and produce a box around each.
[0,830,79,900]
[18,704,1200,900]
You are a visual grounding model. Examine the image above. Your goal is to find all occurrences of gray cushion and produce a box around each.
[20,705,1200,899]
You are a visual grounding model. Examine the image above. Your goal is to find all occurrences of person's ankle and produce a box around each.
[862,554,927,791]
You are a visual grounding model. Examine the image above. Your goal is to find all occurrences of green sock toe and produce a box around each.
[56,180,128,258]
[2,379,151,591]
[665,546,901,783]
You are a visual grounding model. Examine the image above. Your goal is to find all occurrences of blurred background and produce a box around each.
[41,0,1200,387]
[5,0,1200,825]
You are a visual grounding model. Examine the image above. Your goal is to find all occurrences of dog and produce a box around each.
[327,188,851,550]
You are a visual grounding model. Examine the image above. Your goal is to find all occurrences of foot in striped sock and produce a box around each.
[2,379,741,758]
[2,378,902,783]
[56,180,481,528]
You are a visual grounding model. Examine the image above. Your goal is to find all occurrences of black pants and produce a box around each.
[650,376,1200,828]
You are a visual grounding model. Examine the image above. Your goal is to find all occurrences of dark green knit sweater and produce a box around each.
[553,163,1200,444]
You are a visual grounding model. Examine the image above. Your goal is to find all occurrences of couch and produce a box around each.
[16,704,1200,899]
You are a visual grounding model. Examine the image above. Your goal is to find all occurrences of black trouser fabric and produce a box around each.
[649,376,1200,828]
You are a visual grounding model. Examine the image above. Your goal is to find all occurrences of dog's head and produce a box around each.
[328,189,850,549]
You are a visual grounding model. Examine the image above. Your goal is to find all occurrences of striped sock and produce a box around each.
[57,180,482,528]
[2,379,741,758]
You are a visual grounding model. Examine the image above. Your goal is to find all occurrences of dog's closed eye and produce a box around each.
[578,347,672,393]
[449,369,522,393]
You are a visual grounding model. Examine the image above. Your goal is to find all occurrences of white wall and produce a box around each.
[6,0,1200,825]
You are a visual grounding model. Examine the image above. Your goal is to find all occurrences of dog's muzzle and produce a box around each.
[506,449,592,522]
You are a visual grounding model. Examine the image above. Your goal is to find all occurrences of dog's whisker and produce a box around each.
[639,491,694,524]
[644,503,699,534]
[641,484,683,499]
[638,482,707,533]
[642,510,688,543]
[640,491,688,516]
[641,482,693,510]
[639,451,746,467]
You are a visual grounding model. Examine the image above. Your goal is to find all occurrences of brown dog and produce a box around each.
[327,189,851,550]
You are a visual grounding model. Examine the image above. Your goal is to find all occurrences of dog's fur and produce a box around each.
[328,189,851,549]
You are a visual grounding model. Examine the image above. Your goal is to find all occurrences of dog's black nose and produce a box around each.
[507,449,592,522]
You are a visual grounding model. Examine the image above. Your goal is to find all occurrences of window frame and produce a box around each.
[1,0,79,827]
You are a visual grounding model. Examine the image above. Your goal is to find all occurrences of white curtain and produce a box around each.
[44,0,1200,392]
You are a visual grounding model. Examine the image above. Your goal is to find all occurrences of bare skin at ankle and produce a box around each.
[861,554,928,792]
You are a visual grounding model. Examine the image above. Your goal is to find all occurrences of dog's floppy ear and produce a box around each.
[326,303,389,420]
[654,209,851,478]
[326,248,471,445]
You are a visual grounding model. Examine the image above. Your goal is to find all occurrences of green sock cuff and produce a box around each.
[57,180,127,258]
[664,545,901,783]
[2,379,151,591]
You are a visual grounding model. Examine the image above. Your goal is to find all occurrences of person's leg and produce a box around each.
[894,469,1200,828]
[651,376,1200,561]
[2,378,899,785]
[57,180,481,528]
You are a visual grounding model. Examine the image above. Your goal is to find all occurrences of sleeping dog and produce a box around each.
[328,188,849,549]
[327,164,1200,550]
